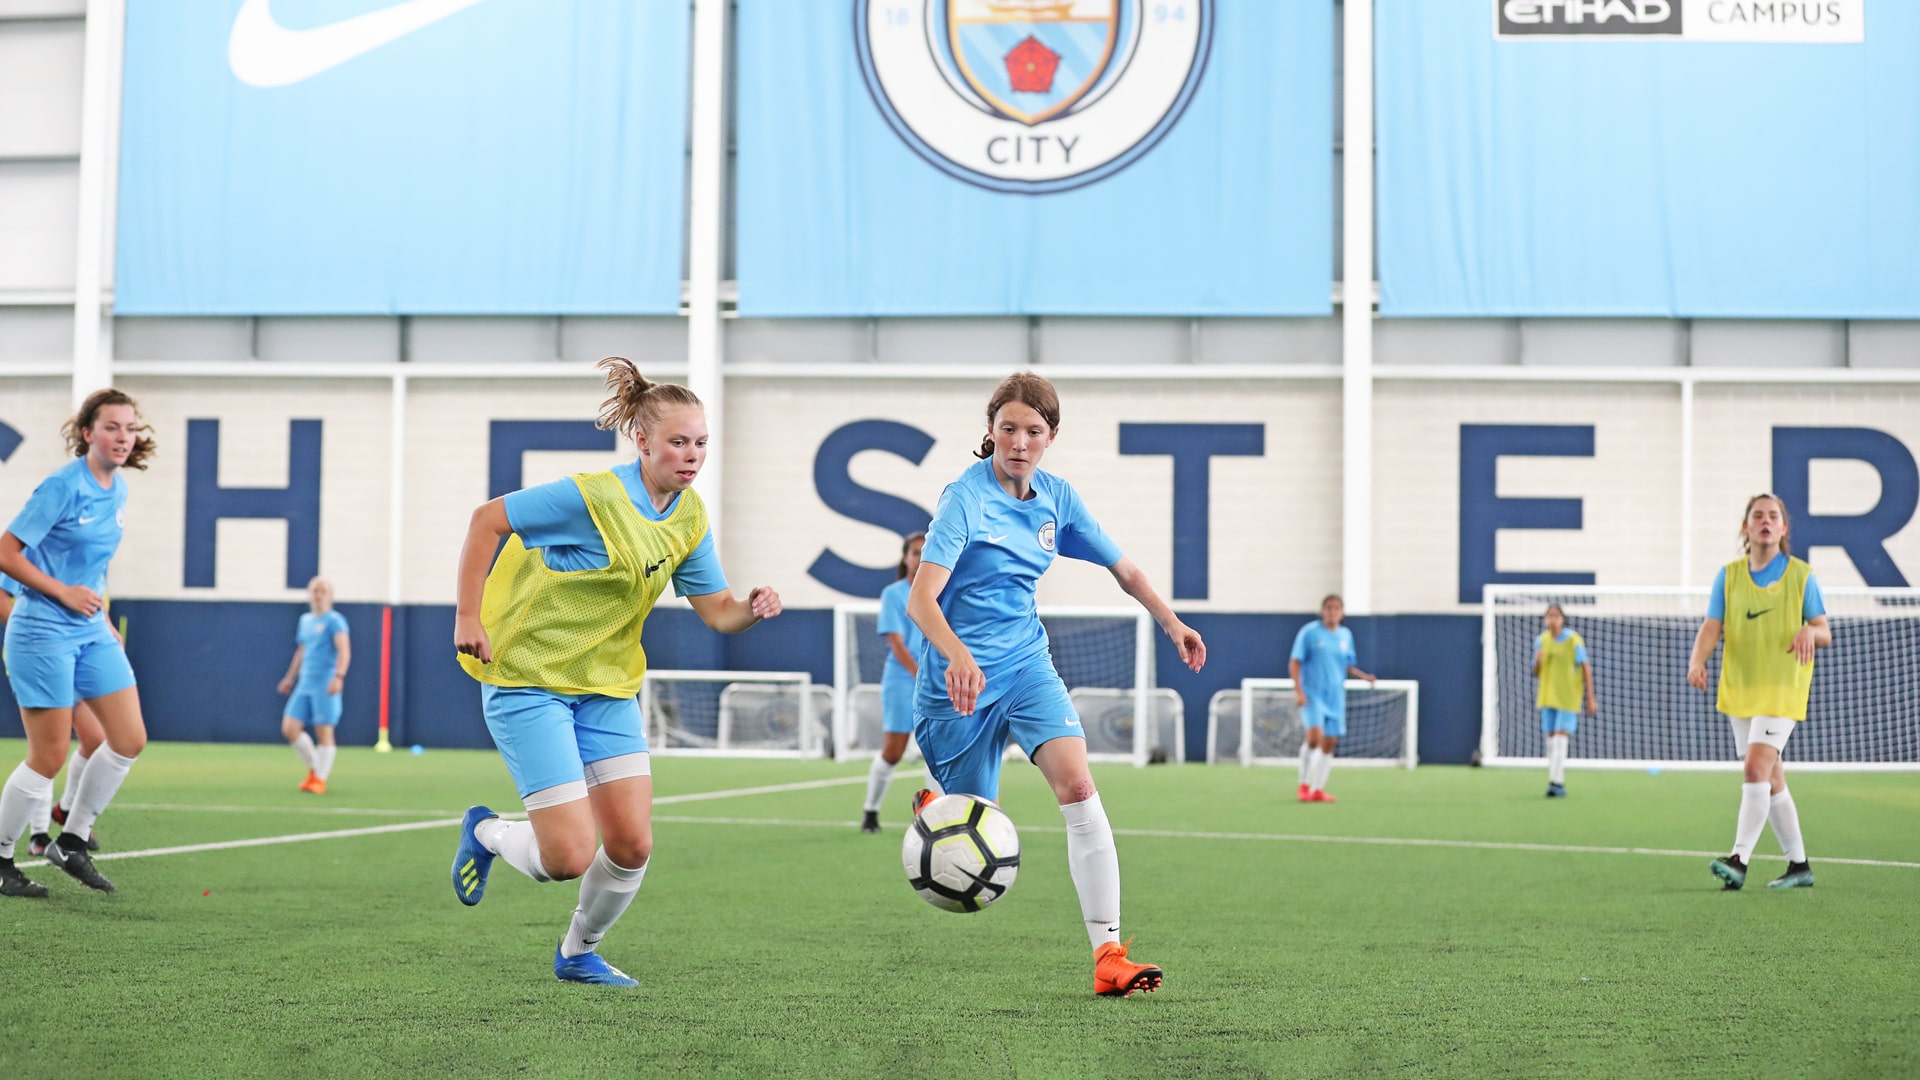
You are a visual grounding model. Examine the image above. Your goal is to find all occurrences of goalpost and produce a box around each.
[642,669,830,759]
[832,603,1174,766]
[1206,678,1420,768]
[1482,584,1920,772]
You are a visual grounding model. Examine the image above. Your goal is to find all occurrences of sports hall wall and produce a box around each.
[2,2,1918,762]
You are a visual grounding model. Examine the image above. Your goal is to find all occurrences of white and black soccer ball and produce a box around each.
[901,794,1020,913]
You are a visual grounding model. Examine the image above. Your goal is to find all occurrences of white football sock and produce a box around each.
[58,748,87,812]
[315,744,337,782]
[1769,788,1806,863]
[1297,746,1314,786]
[863,755,896,813]
[1311,749,1336,792]
[64,747,135,840]
[477,817,552,882]
[291,732,317,771]
[0,763,54,859]
[561,848,649,958]
[1547,738,1567,784]
[1060,792,1122,950]
[1731,781,1771,860]
[29,787,51,835]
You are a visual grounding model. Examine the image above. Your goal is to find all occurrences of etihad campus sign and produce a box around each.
[856,0,1212,194]
[1495,0,1865,42]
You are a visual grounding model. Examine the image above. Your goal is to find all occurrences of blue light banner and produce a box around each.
[735,1,1332,316]
[116,0,690,315]
[1376,1,1920,318]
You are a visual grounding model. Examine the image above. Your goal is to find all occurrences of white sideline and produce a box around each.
[110,777,871,819]
[15,776,869,870]
[20,778,1916,873]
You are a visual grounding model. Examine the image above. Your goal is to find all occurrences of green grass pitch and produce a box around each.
[0,741,1914,1079]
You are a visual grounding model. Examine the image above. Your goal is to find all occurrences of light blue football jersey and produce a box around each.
[917,458,1122,692]
[3,457,127,646]
[876,576,925,685]
[1290,621,1356,718]
[295,610,351,691]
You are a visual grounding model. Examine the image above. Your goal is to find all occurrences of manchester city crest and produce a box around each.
[855,0,1212,193]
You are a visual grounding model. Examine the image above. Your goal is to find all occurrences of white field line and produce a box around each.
[648,815,1920,871]
[15,776,871,869]
[109,777,871,820]
[21,779,1918,873]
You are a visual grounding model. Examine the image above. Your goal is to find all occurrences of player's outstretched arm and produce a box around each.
[1686,617,1722,691]
[687,586,782,634]
[906,563,984,714]
[454,498,513,664]
[1105,556,1204,673]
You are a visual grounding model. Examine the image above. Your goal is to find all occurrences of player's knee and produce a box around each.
[110,730,147,758]
[542,848,594,882]
[1057,775,1097,805]
[26,747,66,777]
[280,720,303,741]
[880,747,904,766]
[605,833,652,869]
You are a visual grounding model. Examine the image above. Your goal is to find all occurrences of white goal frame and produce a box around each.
[640,669,826,759]
[833,602,1160,767]
[1481,583,1920,772]
[1227,677,1420,769]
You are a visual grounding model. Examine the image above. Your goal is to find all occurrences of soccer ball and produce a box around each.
[901,794,1021,913]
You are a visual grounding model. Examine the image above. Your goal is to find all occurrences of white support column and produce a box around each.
[686,0,728,542]
[71,0,127,406]
[1678,377,1695,586]
[1339,0,1375,613]
[388,373,409,606]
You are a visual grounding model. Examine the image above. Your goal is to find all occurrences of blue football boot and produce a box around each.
[451,806,497,907]
[554,941,639,987]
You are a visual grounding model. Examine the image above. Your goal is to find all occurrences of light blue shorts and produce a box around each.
[914,664,1081,803]
[287,688,343,727]
[1540,707,1579,735]
[4,635,136,709]
[880,674,916,735]
[1301,699,1346,739]
[481,684,649,799]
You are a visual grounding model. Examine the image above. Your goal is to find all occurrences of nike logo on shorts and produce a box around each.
[228,0,486,88]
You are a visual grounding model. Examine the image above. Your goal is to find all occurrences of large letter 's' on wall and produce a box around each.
[184,419,323,589]
[807,420,935,598]
[1118,422,1265,600]
[1772,427,1918,588]
[1458,425,1595,604]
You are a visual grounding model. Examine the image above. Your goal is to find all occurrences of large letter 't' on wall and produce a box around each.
[1118,422,1266,600]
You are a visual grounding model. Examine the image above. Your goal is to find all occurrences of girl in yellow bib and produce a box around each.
[449,358,782,986]
[1686,494,1826,891]
[1531,603,1595,799]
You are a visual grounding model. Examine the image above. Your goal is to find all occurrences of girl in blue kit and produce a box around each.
[278,576,351,794]
[906,372,1205,998]
[2,573,110,858]
[858,531,931,833]
[1289,594,1375,803]
[0,389,154,898]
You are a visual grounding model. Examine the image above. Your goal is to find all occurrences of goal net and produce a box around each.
[641,669,830,759]
[833,603,1167,766]
[1483,585,1920,771]
[1206,678,1419,768]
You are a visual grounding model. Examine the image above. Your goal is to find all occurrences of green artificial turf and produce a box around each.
[0,742,1913,1079]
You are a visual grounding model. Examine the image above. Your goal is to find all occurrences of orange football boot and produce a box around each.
[1094,939,1163,998]
[910,789,936,815]
[299,772,325,794]
[1308,789,1337,803]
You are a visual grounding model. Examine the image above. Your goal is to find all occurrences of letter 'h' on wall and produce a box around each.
[184,419,322,588]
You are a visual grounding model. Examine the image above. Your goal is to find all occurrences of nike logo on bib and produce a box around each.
[1745,609,1771,620]
[228,0,486,88]
[644,560,666,578]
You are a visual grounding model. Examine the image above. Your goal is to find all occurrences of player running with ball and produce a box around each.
[906,372,1204,998]
[1687,494,1825,891]
[449,358,782,986]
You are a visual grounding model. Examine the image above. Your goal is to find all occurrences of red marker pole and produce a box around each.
[375,605,394,752]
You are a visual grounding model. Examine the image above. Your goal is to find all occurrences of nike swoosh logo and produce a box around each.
[76,515,100,525]
[644,560,666,578]
[229,0,487,88]
[1745,609,1772,620]
[986,534,1008,543]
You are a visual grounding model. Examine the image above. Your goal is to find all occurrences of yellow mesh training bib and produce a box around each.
[458,471,709,697]
[1717,556,1814,721]
[1536,630,1585,712]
